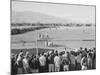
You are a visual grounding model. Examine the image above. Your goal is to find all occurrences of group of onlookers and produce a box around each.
[11,47,96,75]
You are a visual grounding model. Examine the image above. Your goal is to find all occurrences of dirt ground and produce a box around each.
[11,27,95,52]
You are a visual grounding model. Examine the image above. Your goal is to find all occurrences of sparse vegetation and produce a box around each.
[11,23,95,35]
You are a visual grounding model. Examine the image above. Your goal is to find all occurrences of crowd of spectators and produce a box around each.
[11,47,96,75]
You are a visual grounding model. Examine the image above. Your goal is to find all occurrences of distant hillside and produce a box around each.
[11,11,71,24]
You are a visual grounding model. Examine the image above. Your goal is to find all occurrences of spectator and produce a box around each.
[11,53,18,75]
[54,53,61,72]
[87,53,92,69]
[70,52,76,71]
[39,52,46,73]
[11,47,96,74]
[75,52,82,70]
[23,52,30,73]
[81,54,88,70]
[16,52,24,74]
[48,52,55,72]
[62,52,70,71]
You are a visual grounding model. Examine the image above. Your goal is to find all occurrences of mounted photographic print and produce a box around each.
[11,0,96,75]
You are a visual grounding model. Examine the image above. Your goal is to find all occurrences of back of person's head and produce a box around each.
[89,53,92,58]
[38,53,40,56]
[20,50,23,53]
[56,53,58,56]
[52,50,54,53]
[56,50,58,53]
[80,47,82,50]
[84,48,87,52]
[42,52,44,55]
[67,51,69,54]
[34,56,36,58]
[44,54,46,57]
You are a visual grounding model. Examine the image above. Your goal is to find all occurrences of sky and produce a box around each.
[12,1,95,24]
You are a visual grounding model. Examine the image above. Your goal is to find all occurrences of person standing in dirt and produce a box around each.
[54,53,61,72]
[29,55,39,73]
[81,54,88,70]
[23,52,30,73]
[48,51,55,72]
[92,48,96,69]
[39,52,46,73]
[87,53,92,70]
[75,52,82,70]
[11,53,18,75]
[16,52,24,74]
[69,51,76,71]
[62,52,70,71]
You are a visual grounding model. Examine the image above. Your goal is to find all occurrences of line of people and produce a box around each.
[11,47,96,75]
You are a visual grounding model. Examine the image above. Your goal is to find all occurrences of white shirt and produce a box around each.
[16,56,22,65]
[63,53,68,58]
[23,58,29,68]
[39,55,46,66]
[54,56,60,67]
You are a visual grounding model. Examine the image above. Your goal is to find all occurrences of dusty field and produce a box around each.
[11,26,95,53]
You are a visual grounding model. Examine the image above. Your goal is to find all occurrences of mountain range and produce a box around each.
[11,11,71,24]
